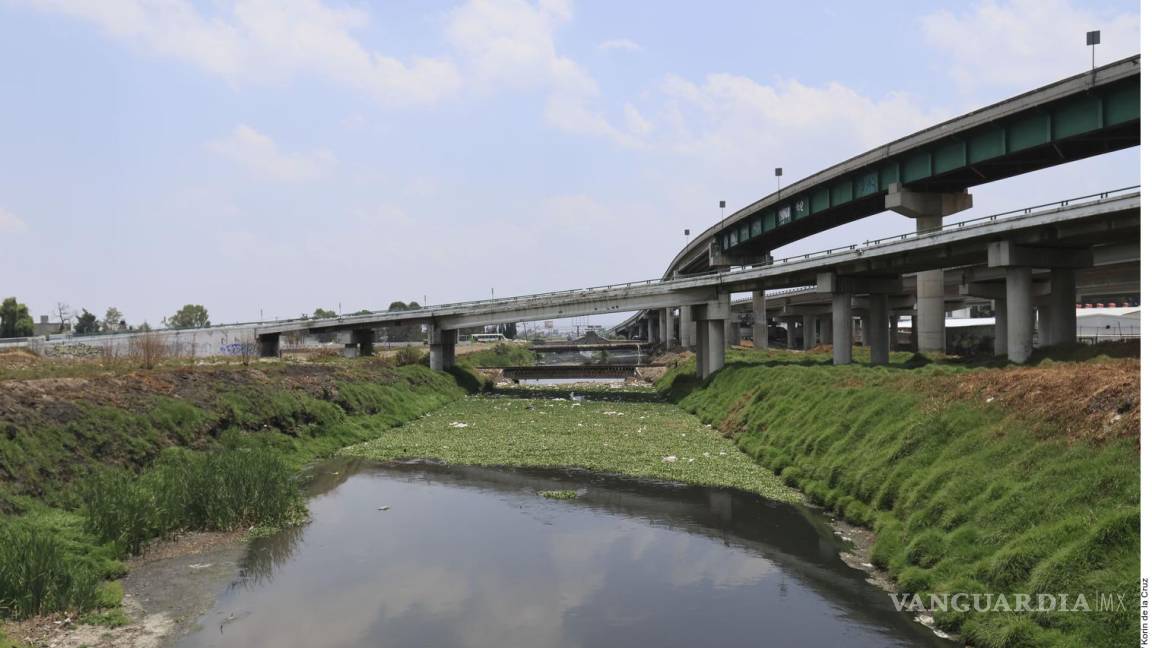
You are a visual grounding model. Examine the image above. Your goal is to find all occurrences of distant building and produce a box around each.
[33,315,70,337]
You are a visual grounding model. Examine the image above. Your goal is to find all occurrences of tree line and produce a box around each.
[0,297,214,338]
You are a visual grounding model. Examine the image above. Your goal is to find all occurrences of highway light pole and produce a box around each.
[775,167,783,199]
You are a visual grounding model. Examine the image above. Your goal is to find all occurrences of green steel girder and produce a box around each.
[717,73,1140,256]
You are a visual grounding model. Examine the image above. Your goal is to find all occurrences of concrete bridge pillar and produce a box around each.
[429,325,457,371]
[1049,268,1078,346]
[727,320,741,346]
[832,293,853,365]
[647,316,659,344]
[818,315,832,345]
[869,294,890,365]
[802,314,816,350]
[752,291,768,348]
[993,298,1008,356]
[258,333,280,358]
[680,305,696,347]
[886,184,972,354]
[786,319,800,349]
[693,296,729,378]
[709,319,727,372]
[889,314,900,351]
[664,308,676,350]
[351,329,374,357]
[987,241,1091,361]
[694,319,709,378]
[1036,304,1052,347]
[1005,267,1034,363]
[859,313,870,347]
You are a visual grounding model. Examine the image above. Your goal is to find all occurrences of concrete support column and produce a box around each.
[910,315,919,352]
[352,329,374,357]
[860,314,870,347]
[727,320,740,346]
[832,293,853,365]
[1006,267,1034,364]
[680,306,696,347]
[708,319,726,375]
[664,308,676,350]
[786,320,800,349]
[869,294,890,365]
[886,185,971,354]
[258,333,280,358]
[1036,305,1051,347]
[802,315,815,350]
[916,216,946,354]
[819,315,833,345]
[752,291,768,348]
[993,298,1008,356]
[694,318,709,378]
[1049,268,1077,346]
[647,316,658,344]
[889,315,899,350]
[429,327,457,371]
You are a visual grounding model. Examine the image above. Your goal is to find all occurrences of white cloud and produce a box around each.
[0,208,27,233]
[598,38,641,52]
[207,125,334,181]
[643,73,944,182]
[921,0,1139,92]
[446,0,637,145]
[21,0,461,106]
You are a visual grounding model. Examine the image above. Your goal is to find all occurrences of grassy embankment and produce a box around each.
[343,385,797,503]
[456,341,537,367]
[0,356,476,634]
[657,346,1138,648]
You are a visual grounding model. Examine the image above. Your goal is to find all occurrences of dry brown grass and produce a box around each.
[945,358,1140,441]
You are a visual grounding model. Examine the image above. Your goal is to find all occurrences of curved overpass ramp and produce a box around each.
[615,55,1139,338]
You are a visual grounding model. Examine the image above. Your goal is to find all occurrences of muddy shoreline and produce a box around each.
[3,532,247,648]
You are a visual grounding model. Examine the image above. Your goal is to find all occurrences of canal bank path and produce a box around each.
[340,384,801,504]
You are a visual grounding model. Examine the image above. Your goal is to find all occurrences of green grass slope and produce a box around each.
[658,350,1138,647]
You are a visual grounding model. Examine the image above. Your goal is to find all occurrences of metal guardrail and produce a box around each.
[736,186,1140,269]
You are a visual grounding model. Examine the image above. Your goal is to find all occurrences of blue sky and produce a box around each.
[0,0,1140,328]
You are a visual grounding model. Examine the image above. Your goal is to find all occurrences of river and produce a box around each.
[172,460,951,647]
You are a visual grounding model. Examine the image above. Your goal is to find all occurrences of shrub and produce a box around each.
[393,346,426,366]
[80,449,303,557]
[0,522,101,618]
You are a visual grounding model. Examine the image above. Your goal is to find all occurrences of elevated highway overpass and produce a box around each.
[615,56,1139,352]
[251,188,1137,370]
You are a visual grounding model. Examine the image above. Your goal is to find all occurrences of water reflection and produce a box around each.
[173,463,952,648]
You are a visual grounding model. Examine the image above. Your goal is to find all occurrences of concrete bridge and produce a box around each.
[251,188,1137,373]
[24,58,1136,377]
[623,56,1140,356]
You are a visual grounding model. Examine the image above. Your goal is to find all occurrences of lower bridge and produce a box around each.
[494,365,654,380]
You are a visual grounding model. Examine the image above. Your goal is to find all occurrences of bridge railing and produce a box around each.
[740,186,1140,269]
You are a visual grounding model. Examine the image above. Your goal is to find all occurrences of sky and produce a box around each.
[0,0,1141,329]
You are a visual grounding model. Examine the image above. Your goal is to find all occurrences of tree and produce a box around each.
[74,309,99,335]
[55,302,71,333]
[104,307,125,332]
[386,300,424,341]
[0,297,34,338]
[313,308,337,319]
[165,304,210,329]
